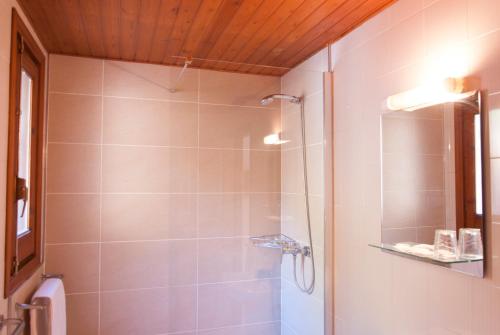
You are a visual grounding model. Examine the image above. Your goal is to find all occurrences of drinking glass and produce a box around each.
[458,228,483,260]
[433,229,458,261]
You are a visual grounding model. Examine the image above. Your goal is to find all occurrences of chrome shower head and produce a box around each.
[260,94,301,106]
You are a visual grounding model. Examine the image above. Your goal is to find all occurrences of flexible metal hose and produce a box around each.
[292,97,315,295]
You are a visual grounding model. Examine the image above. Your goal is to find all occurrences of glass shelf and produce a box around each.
[369,243,483,266]
[250,234,303,255]
[251,234,298,249]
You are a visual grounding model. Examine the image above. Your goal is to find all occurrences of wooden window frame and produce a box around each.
[4,9,46,297]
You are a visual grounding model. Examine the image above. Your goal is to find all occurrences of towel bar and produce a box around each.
[42,273,63,280]
[0,315,25,335]
[16,302,45,311]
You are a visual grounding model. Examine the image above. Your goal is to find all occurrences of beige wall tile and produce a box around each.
[281,65,324,98]
[381,228,417,244]
[281,148,304,194]
[493,223,500,287]
[469,30,500,93]
[46,143,101,193]
[423,0,468,57]
[198,238,281,283]
[382,152,417,191]
[103,97,197,146]
[100,286,197,334]
[48,93,102,143]
[281,104,301,150]
[199,104,281,150]
[281,279,324,335]
[468,0,500,37]
[332,0,500,333]
[415,190,445,227]
[306,144,324,196]
[101,194,197,241]
[198,193,280,238]
[66,293,99,335]
[199,149,280,193]
[382,190,416,228]
[382,116,416,154]
[46,55,284,334]
[45,244,99,294]
[49,55,102,94]
[45,194,100,243]
[391,257,429,334]
[386,12,425,71]
[417,226,439,244]
[100,240,197,290]
[427,267,471,334]
[304,93,324,146]
[413,118,444,155]
[280,53,326,335]
[281,194,324,248]
[102,146,197,193]
[103,60,198,102]
[198,279,280,330]
[198,322,280,335]
[200,70,280,107]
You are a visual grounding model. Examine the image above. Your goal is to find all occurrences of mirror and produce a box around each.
[378,91,484,277]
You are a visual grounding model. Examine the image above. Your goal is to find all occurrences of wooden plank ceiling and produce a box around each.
[19,0,395,76]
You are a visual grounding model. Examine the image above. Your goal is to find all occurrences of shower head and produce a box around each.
[260,94,302,106]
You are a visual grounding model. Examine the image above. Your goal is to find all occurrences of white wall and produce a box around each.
[281,48,328,335]
[0,0,47,329]
[333,0,500,334]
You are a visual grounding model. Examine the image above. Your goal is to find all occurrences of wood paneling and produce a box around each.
[19,0,395,76]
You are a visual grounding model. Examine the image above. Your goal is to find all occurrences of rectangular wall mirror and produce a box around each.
[375,90,485,277]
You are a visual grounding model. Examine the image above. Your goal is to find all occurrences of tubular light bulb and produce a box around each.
[263,133,289,145]
[386,77,468,111]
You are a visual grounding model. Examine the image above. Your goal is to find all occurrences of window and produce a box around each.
[4,9,45,297]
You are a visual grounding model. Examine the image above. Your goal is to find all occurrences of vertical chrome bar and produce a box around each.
[323,68,334,335]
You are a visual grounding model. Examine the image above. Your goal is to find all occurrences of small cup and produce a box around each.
[458,228,483,260]
[433,229,458,261]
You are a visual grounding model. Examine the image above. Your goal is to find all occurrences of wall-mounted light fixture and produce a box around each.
[263,133,289,145]
[386,77,477,111]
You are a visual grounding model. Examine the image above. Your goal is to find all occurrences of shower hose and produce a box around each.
[292,97,316,295]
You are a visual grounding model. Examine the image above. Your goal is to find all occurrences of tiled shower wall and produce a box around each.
[281,48,327,335]
[44,55,282,335]
[333,0,500,334]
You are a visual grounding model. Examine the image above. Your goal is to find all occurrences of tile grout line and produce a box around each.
[154,320,282,335]
[46,141,281,152]
[97,59,104,335]
[63,276,282,295]
[47,91,280,110]
[195,68,200,335]
[279,76,284,328]
[46,235,282,245]
[46,191,282,195]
